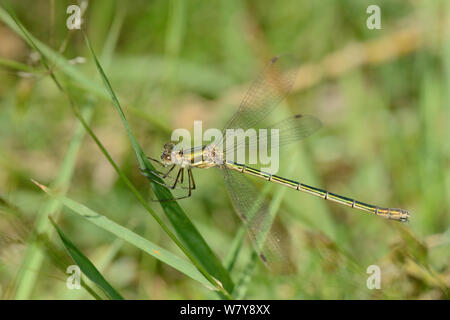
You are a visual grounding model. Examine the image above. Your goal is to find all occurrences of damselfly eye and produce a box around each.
[163,142,175,151]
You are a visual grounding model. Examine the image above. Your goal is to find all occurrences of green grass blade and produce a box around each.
[232,251,258,299]
[162,0,186,96]
[49,217,124,300]
[224,225,246,273]
[41,189,214,289]
[83,33,234,293]
[100,4,125,67]
[0,57,35,73]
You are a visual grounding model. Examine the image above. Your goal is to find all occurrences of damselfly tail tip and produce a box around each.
[377,207,410,222]
[394,208,410,223]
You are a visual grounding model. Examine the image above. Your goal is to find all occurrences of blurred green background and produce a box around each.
[0,0,449,299]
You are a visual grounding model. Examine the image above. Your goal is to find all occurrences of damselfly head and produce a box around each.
[163,142,175,151]
[161,142,175,166]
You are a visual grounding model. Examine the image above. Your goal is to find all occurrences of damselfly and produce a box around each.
[142,55,410,271]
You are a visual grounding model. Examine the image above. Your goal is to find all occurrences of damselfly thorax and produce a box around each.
[160,143,225,169]
[143,55,411,272]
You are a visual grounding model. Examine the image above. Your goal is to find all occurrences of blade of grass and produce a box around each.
[232,251,258,299]
[100,3,125,67]
[49,217,124,300]
[224,225,246,273]
[34,181,214,289]
[162,0,186,97]
[83,31,234,293]
[0,57,35,73]
[1,6,232,297]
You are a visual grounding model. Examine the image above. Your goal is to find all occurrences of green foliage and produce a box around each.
[50,216,124,300]
[0,0,448,299]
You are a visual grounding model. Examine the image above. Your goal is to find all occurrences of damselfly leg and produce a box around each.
[141,165,196,201]
[154,168,195,201]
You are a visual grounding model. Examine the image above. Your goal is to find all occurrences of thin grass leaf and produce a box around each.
[162,0,186,96]
[224,225,246,273]
[99,4,125,67]
[83,33,234,293]
[0,58,35,73]
[63,196,216,290]
[49,217,124,300]
[232,251,258,299]
[34,183,214,289]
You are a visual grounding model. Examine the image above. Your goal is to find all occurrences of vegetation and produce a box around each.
[0,0,448,299]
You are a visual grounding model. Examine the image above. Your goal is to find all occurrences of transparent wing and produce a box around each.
[222,167,295,273]
[218,54,299,149]
[223,114,322,154]
[216,55,301,272]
